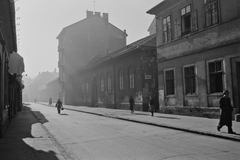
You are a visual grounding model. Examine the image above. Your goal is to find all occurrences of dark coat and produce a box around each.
[129,97,135,109]
[219,96,233,127]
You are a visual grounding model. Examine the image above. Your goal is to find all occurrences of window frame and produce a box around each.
[100,75,105,92]
[107,73,112,91]
[183,65,197,95]
[119,70,124,90]
[181,4,192,35]
[204,0,219,27]
[207,59,225,94]
[162,15,172,43]
[164,68,175,96]
[129,67,135,90]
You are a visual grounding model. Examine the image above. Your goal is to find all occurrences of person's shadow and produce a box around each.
[0,104,62,160]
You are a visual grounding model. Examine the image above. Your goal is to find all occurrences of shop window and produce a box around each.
[209,60,223,93]
[184,66,196,94]
[165,69,175,95]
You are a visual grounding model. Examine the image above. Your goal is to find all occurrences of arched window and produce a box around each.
[86,79,89,93]
[119,70,124,90]
[107,73,112,91]
[100,75,104,92]
[129,68,135,89]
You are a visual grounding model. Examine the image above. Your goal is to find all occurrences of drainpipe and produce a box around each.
[113,62,116,109]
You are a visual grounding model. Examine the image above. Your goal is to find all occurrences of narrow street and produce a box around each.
[27,103,240,160]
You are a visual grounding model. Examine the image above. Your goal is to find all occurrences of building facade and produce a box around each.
[147,0,240,117]
[73,34,157,111]
[0,0,21,137]
[57,11,127,105]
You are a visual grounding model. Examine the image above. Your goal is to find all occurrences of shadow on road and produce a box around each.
[60,113,69,116]
[0,105,60,160]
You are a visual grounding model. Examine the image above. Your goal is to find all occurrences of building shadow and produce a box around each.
[0,105,61,160]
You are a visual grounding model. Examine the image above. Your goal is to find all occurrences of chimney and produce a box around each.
[95,11,101,17]
[102,13,108,22]
[86,10,93,18]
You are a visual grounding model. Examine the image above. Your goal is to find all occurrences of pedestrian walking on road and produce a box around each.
[55,99,63,114]
[149,95,155,116]
[217,90,236,134]
[129,95,135,114]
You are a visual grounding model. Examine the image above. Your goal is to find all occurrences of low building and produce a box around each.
[73,34,157,111]
[147,0,240,117]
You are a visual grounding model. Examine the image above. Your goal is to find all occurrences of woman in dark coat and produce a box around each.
[217,90,236,134]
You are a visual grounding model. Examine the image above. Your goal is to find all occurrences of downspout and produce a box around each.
[113,61,116,109]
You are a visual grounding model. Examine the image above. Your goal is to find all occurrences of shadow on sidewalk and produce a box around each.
[0,105,60,160]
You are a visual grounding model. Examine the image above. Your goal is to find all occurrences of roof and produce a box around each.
[147,0,176,15]
[81,34,156,70]
[57,13,127,39]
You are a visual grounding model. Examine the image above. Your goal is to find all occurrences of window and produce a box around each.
[204,0,219,27]
[81,82,85,93]
[86,81,89,93]
[100,75,104,92]
[209,60,223,93]
[184,66,196,94]
[165,69,175,95]
[107,73,112,91]
[129,68,135,89]
[181,5,191,34]
[119,70,124,90]
[163,15,171,43]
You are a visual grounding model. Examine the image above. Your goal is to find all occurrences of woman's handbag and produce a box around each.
[61,106,64,110]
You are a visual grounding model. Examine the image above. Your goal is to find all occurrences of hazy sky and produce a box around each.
[16,0,161,78]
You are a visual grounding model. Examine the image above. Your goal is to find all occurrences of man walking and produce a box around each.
[217,90,236,134]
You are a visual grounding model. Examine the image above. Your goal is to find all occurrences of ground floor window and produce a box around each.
[184,65,196,94]
[208,60,223,93]
[165,69,175,95]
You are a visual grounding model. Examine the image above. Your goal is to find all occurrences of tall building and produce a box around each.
[57,11,127,104]
[147,0,240,117]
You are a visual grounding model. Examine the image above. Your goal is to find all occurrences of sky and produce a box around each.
[15,0,162,78]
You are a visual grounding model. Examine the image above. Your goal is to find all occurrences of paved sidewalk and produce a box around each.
[0,104,65,160]
[46,103,240,142]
